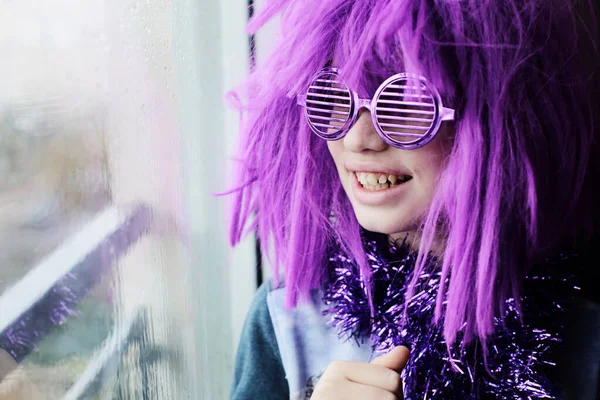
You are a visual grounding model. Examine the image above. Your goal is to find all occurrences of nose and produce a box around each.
[342,109,388,153]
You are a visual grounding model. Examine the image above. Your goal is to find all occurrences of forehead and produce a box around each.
[329,58,404,98]
[275,0,455,104]
[331,49,424,99]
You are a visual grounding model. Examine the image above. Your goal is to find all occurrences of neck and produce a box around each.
[388,231,446,258]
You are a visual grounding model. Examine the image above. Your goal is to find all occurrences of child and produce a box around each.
[227,0,600,398]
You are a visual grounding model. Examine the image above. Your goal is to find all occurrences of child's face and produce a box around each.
[327,109,453,241]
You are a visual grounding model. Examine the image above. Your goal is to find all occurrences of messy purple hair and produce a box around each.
[226,0,600,345]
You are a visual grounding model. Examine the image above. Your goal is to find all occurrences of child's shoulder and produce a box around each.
[231,280,289,399]
[263,279,374,399]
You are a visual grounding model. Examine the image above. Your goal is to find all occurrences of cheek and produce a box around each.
[326,140,340,157]
[407,141,452,204]
[413,153,445,187]
[327,141,346,174]
[413,127,453,179]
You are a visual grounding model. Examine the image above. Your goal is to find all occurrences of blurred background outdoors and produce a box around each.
[0,0,277,398]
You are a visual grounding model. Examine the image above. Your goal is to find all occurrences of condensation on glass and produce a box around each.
[0,0,244,398]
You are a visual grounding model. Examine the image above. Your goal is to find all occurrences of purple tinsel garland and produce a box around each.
[322,232,581,399]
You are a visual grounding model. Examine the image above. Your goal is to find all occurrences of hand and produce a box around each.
[311,346,410,400]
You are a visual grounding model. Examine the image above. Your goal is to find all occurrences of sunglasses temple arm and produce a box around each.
[441,107,455,121]
[297,96,306,107]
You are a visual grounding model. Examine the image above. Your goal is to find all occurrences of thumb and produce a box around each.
[370,346,410,372]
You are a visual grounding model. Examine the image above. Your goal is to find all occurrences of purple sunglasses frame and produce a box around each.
[297,67,456,150]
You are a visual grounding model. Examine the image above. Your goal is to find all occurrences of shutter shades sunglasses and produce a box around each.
[297,67,455,150]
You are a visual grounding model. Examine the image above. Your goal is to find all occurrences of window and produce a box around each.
[0,0,261,397]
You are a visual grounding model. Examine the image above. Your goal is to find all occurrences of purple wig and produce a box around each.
[226,0,600,345]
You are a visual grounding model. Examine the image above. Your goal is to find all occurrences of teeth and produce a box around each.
[358,172,368,185]
[367,173,378,185]
[362,183,389,191]
[355,171,411,191]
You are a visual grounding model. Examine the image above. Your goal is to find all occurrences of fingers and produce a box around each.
[323,360,403,395]
[370,346,410,372]
[312,378,401,400]
[312,347,410,399]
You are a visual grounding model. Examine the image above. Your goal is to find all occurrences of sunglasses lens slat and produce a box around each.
[311,115,346,126]
[376,106,435,115]
[307,115,348,123]
[305,99,351,108]
[308,84,350,93]
[377,99,435,108]
[378,122,430,130]
[304,71,352,138]
[305,106,348,116]
[380,93,433,101]
[313,78,351,87]
[306,92,350,102]
[310,122,338,129]
[377,115,433,123]
[382,131,426,138]
[383,83,422,90]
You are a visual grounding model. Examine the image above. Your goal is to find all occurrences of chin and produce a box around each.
[354,209,417,236]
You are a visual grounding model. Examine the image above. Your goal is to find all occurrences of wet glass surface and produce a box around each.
[0,0,242,398]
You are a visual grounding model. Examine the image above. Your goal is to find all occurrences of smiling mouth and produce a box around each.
[354,171,413,191]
